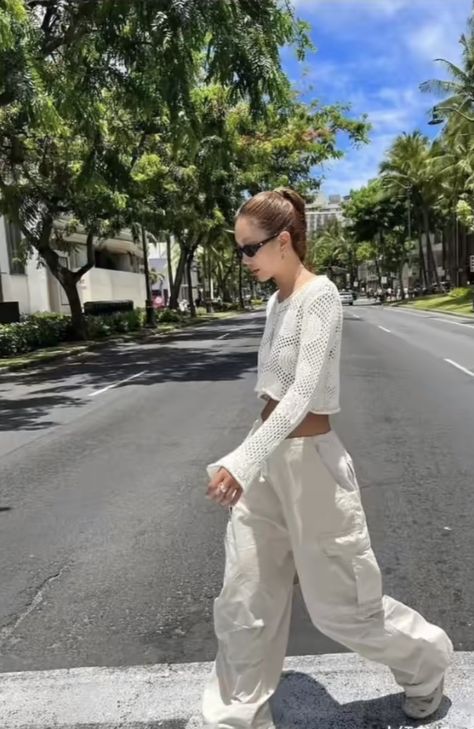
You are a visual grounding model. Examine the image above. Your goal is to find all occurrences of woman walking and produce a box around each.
[204,188,453,728]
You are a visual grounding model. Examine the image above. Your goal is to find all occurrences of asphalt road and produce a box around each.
[0,302,473,673]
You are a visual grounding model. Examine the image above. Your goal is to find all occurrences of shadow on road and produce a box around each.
[0,317,262,433]
[272,670,452,729]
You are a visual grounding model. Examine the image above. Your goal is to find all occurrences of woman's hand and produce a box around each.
[207,467,243,507]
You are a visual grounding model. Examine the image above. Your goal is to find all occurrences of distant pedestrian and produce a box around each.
[203,187,453,728]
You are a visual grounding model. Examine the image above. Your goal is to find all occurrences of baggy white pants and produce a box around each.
[203,421,453,729]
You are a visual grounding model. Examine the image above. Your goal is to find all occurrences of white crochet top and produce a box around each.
[207,275,343,491]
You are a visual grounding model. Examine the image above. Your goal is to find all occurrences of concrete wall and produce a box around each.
[78,268,146,308]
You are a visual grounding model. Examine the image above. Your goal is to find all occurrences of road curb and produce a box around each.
[1,653,472,728]
[390,303,474,320]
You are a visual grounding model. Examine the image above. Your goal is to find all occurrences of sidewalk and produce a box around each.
[1,653,473,728]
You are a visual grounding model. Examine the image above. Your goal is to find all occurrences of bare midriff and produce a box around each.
[260,397,331,438]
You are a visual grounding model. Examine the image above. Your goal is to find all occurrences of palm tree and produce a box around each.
[428,117,474,285]
[420,14,474,125]
[380,132,440,289]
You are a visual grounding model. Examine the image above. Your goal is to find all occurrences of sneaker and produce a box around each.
[402,677,445,720]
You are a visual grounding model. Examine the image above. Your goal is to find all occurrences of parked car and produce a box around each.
[339,290,354,306]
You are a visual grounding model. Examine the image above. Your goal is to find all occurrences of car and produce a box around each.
[339,290,354,306]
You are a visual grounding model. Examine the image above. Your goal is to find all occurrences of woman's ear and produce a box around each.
[279,230,292,257]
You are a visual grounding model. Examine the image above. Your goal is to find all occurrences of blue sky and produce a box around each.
[282,0,473,196]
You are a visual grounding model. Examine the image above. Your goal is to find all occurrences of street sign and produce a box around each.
[470,254,474,273]
[381,276,387,284]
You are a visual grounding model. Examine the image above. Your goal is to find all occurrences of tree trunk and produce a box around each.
[37,224,95,338]
[166,233,174,303]
[460,225,468,286]
[62,271,87,339]
[422,207,440,289]
[399,263,405,300]
[169,245,186,309]
[186,250,196,318]
[417,234,428,289]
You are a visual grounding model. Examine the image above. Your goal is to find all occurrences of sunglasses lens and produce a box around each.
[244,246,257,258]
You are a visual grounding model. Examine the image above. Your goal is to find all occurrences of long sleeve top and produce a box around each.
[207,275,343,491]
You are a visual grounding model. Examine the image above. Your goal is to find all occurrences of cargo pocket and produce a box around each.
[313,433,359,494]
[319,528,382,618]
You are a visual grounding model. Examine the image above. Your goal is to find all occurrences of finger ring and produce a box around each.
[218,483,227,494]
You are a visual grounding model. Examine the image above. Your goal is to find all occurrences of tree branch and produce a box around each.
[74,229,95,280]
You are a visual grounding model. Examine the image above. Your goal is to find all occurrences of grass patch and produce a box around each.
[399,287,473,316]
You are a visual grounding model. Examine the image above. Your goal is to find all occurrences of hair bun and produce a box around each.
[273,187,306,218]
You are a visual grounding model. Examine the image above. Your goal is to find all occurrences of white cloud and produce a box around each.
[287,0,474,195]
[292,0,417,18]
[320,133,394,196]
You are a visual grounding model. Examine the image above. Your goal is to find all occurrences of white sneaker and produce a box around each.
[403,677,445,720]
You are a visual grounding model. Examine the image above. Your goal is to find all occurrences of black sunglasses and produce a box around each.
[233,231,283,259]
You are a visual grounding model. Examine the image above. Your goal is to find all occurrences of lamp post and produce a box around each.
[428,105,474,126]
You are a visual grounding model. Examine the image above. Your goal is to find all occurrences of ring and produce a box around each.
[218,483,227,494]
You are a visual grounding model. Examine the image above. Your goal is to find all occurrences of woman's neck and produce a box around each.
[275,265,315,302]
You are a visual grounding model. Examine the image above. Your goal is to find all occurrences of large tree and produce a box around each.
[0,0,309,335]
[379,132,440,289]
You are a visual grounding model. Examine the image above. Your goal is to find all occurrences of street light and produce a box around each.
[428,105,474,125]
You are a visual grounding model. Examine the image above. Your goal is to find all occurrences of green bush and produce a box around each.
[157,309,182,324]
[0,313,72,357]
[85,309,146,338]
[449,287,471,300]
[0,309,149,358]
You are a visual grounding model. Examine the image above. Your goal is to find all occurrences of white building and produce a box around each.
[306,193,347,237]
[0,216,146,316]
[148,237,200,304]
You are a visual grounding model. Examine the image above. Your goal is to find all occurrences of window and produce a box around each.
[5,218,25,275]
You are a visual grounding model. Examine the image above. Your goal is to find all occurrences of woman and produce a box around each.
[204,188,453,728]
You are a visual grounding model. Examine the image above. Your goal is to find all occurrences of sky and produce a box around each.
[282,0,473,196]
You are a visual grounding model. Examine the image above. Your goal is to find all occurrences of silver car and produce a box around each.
[339,290,354,306]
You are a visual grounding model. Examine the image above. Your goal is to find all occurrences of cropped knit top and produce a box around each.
[207,275,343,491]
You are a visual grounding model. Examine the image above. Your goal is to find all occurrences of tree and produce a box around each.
[0,0,310,335]
[379,132,440,289]
[344,180,414,296]
[308,219,357,285]
[420,12,474,126]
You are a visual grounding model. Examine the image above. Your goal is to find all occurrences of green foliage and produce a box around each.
[156,309,182,324]
[0,309,147,357]
[0,313,72,357]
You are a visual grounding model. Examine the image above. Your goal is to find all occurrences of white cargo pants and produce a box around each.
[203,421,453,729]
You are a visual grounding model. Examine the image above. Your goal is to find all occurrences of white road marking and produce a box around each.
[432,317,474,329]
[385,308,432,318]
[217,333,230,339]
[378,326,392,333]
[88,370,147,397]
[387,307,474,327]
[444,359,474,377]
[349,314,361,320]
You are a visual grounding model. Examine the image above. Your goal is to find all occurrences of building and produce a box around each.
[0,216,146,316]
[306,193,347,236]
[147,236,200,304]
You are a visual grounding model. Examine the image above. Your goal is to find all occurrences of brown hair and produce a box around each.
[237,187,307,263]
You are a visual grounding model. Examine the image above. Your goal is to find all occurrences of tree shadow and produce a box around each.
[0,336,259,432]
[271,671,452,729]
